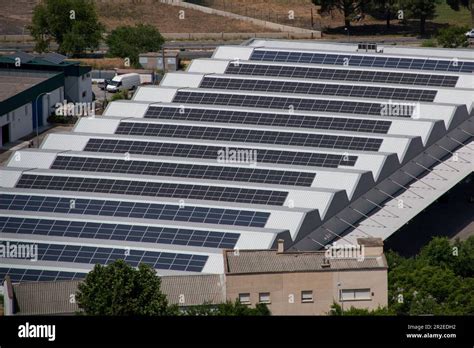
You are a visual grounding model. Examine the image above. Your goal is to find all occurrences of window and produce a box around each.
[259,292,271,304]
[340,289,371,301]
[238,293,250,304]
[82,91,87,98]
[301,290,313,303]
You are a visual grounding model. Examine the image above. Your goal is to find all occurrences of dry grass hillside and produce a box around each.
[0,0,275,35]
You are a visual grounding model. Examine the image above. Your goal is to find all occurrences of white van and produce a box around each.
[106,73,140,93]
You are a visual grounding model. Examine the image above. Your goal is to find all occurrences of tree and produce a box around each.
[76,260,175,315]
[386,236,474,315]
[312,0,368,28]
[328,302,394,315]
[436,26,470,47]
[29,0,103,55]
[401,0,441,35]
[367,0,400,29]
[181,300,271,316]
[106,24,165,67]
[446,0,473,27]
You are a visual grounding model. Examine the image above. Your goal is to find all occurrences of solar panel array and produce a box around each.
[84,138,358,167]
[1,240,208,272]
[115,122,383,151]
[0,216,239,248]
[51,155,316,187]
[172,91,413,117]
[0,268,85,282]
[3,40,470,283]
[15,174,289,205]
[199,76,437,102]
[250,49,474,73]
[0,194,270,227]
[145,106,392,134]
[225,63,459,87]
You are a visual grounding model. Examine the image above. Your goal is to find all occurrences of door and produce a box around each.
[1,123,10,145]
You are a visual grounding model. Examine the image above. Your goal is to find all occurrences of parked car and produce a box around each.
[106,73,140,93]
[98,79,110,90]
[465,29,474,38]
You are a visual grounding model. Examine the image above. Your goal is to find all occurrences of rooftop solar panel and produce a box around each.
[250,49,474,73]
[0,240,208,272]
[0,194,270,227]
[84,139,358,168]
[42,52,67,64]
[225,62,459,87]
[145,106,392,134]
[199,76,437,102]
[115,122,383,152]
[172,91,413,117]
[15,174,289,205]
[0,268,85,282]
[51,155,316,187]
[0,216,240,249]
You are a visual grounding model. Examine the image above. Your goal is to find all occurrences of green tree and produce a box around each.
[182,300,270,316]
[76,260,175,315]
[401,0,441,35]
[436,26,470,47]
[446,0,473,27]
[312,0,369,28]
[367,0,400,29]
[387,236,474,315]
[106,24,165,67]
[29,0,103,55]
[328,302,394,315]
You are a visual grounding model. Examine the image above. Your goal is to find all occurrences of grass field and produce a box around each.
[434,3,472,27]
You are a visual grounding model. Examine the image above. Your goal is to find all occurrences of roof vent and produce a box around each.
[277,239,284,253]
[321,258,331,268]
[357,43,379,52]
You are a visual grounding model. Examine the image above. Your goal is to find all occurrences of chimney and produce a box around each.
[357,238,384,257]
[277,239,285,253]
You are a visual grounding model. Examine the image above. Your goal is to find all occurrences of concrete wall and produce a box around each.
[65,73,92,103]
[225,268,387,315]
[1,31,321,42]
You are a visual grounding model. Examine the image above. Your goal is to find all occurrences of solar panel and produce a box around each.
[0,216,240,248]
[115,122,383,152]
[225,62,459,87]
[15,174,288,206]
[0,240,208,272]
[7,51,34,63]
[173,91,413,117]
[199,76,437,102]
[43,52,67,64]
[250,49,474,73]
[0,268,85,282]
[84,139,358,168]
[145,106,392,134]
[51,155,316,187]
[0,194,270,227]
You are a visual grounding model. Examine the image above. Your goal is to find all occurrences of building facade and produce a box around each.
[224,238,388,315]
[0,52,91,146]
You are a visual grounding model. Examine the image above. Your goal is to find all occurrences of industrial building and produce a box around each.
[0,39,472,307]
[0,52,92,146]
[3,238,387,315]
